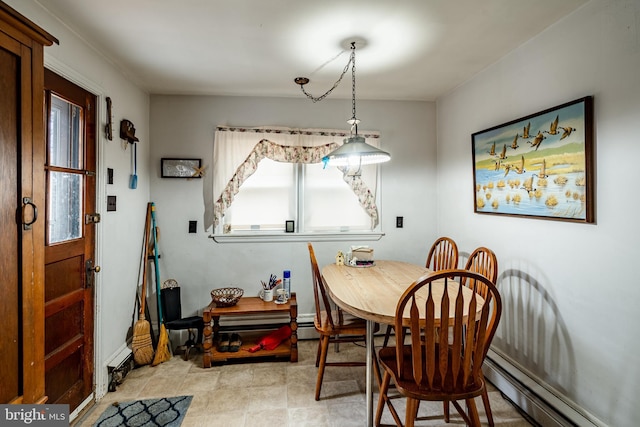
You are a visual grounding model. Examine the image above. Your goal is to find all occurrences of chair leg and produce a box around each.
[315,335,330,401]
[466,397,482,427]
[481,385,495,426]
[443,400,450,422]
[315,336,322,367]
[370,341,382,389]
[405,397,419,427]
[376,370,402,427]
[382,325,393,347]
[383,325,409,348]
[375,371,390,427]
[452,400,471,424]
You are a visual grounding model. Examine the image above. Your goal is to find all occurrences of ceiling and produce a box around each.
[37,0,586,101]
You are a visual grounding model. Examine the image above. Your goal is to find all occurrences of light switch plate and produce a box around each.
[107,195,116,211]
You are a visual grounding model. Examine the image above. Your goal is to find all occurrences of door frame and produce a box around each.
[44,57,106,414]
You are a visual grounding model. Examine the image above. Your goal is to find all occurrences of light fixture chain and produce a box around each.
[351,44,357,124]
[297,41,390,168]
[297,47,355,103]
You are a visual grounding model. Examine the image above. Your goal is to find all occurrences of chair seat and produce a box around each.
[165,315,204,331]
[378,345,485,402]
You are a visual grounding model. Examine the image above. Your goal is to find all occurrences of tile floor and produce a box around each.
[74,338,535,427]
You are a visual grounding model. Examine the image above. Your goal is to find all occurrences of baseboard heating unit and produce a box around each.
[484,350,605,427]
[107,347,134,392]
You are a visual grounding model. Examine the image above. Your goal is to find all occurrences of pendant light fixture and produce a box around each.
[295,42,391,171]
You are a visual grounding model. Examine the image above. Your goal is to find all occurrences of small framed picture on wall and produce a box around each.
[161,158,202,178]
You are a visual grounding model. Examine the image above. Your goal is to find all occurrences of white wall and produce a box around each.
[437,1,640,425]
[149,95,435,319]
[5,0,151,397]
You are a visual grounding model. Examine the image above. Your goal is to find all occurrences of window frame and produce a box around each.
[212,162,385,242]
[207,126,385,242]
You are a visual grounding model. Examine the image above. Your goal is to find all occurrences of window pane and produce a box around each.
[303,163,371,231]
[224,159,295,231]
[48,94,82,169]
[48,171,83,243]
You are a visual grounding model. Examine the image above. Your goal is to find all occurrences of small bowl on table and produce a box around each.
[211,287,244,307]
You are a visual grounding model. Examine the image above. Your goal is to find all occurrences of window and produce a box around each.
[225,159,295,231]
[224,159,372,233]
[302,162,372,231]
[205,126,382,238]
[47,94,84,244]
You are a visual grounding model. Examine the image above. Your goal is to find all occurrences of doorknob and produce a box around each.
[85,260,100,288]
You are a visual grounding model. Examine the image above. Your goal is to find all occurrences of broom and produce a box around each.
[132,203,155,365]
[151,203,172,366]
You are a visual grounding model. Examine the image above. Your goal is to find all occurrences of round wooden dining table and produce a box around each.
[321,260,484,427]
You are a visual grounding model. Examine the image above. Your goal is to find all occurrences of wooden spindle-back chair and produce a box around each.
[426,236,459,271]
[383,237,459,347]
[308,243,378,400]
[375,269,502,427]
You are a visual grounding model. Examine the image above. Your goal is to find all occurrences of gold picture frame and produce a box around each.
[472,96,594,223]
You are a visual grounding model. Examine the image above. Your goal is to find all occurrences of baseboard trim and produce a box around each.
[70,394,94,423]
[484,349,605,427]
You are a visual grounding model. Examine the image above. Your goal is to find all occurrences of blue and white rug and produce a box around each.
[93,395,192,427]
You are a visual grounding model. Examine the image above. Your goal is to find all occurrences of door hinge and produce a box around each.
[85,213,101,224]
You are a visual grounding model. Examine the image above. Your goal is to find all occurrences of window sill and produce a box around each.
[210,232,385,243]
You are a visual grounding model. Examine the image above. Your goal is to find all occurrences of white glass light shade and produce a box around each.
[322,135,391,167]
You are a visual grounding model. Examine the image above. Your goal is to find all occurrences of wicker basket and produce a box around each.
[211,287,244,307]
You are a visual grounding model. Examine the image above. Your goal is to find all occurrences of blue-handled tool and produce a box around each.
[129,142,138,189]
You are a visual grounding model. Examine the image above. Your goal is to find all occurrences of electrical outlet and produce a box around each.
[396,216,403,228]
[188,220,197,233]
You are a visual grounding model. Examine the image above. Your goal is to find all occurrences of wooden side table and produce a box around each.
[202,293,298,368]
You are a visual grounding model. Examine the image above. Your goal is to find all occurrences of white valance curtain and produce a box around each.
[203,125,381,231]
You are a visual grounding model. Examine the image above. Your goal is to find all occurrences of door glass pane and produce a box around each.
[48,94,82,169]
[48,171,82,243]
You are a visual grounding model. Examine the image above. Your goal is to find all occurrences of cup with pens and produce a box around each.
[259,274,280,302]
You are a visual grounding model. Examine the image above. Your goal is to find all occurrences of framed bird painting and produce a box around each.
[471,96,594,223]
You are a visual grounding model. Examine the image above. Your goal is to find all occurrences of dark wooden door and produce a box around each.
[0,33,21,406]
[44,69,97,412]
[1,1,56,405]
